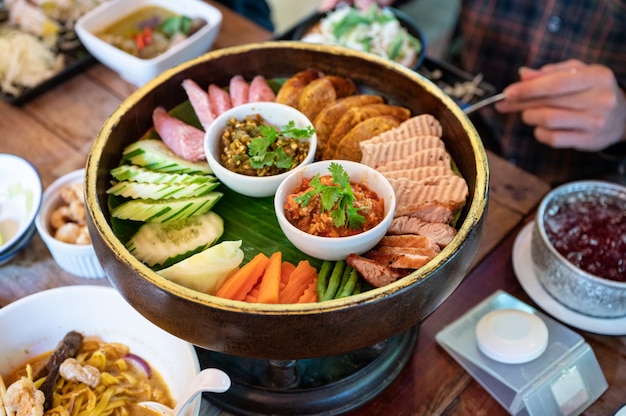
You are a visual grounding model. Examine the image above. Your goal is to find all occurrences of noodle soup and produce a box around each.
[0,287,199,416]
[4,333,174,416]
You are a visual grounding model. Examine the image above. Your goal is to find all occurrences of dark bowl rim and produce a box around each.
[534,179,626,287]
[291,6,427,71]
[85,41,488,315]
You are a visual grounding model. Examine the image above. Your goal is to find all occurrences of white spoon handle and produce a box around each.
[172,368,231,416]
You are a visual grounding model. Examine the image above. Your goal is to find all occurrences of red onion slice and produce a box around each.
[125,353,152,378]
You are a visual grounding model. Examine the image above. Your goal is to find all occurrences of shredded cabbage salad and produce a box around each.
[301,5,422,67]
[0,0,103,96]
[0,28,63,96]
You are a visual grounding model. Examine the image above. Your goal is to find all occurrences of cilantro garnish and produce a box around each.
[294,162,366,230]
[248,121,315,170]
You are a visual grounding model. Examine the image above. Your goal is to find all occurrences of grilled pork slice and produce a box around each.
[376,147,451,172]
[366,246,438,269]
[389,175,469,216]
[360,135,445,168]
[378,234,441,253]
[379,166,454,182]
[388,216,457,247]
[361,114,443,145]
[346,253,405,288]
[402,202,456,224]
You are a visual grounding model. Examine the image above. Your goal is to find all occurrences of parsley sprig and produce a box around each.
[294,162,366,230]
[248,121,315,170]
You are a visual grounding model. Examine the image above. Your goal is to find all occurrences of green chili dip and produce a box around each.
[219,114,312,177]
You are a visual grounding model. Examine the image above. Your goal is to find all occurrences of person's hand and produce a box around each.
[495,59,626,152]
[319,0,395,12]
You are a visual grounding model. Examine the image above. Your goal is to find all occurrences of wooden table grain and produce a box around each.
[0,1,274,305]
[1,3,624,415]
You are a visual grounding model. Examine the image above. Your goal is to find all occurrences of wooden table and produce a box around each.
[0,3,624,415]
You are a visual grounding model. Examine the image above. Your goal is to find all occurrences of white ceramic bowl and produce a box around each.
[35,169,106,279]
[0,154,42,265]
[204,102,317,198]
[75,0,222,87]
[531,180,626,318]
[274,160,396,261]
[0,285,202,416]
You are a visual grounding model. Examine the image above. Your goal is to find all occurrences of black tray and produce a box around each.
[0,33,96,106]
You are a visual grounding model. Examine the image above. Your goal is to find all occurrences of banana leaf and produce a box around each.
[109,79,322,271]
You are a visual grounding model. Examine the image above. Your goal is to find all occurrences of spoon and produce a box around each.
[139,368,231,416]
[463,92,506,115]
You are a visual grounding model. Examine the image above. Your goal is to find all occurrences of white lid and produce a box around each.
[476,308,548,364]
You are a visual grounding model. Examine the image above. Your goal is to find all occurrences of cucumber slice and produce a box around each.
[111,192,223,222]
[122,139,212,175]
[106,181,219,200]
[110,165,216,185]
[126,211,224,267]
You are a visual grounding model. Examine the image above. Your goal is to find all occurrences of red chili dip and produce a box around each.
[284,175,385,238]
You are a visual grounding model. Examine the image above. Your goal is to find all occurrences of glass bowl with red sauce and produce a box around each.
[531,180,626,318]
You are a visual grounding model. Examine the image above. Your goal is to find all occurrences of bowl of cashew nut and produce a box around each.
[35,169,106,278]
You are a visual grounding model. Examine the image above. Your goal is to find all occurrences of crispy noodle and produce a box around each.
[0,28,63,96]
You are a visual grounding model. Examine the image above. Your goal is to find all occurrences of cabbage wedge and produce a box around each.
[158,240,244,294]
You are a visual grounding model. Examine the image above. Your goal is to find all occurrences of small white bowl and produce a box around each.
[35,169,106,279]
[0,285,202,416]
[75,0,222,87]
[0,154,42,264]
[204,102,317,198]
[274,160,396,261]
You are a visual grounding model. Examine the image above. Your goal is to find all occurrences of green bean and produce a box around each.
[353,281,362,295]
[322,260,345,301]
[335,265,353,298]
[338,268,359,298]
[317,261,334,302]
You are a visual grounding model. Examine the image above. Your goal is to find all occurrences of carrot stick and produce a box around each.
[216,253,269,301]
[279,260,317,304]
[245,283,261,303]
[257,252,282,304]
[281,261,296,290]
[298,278,319,303]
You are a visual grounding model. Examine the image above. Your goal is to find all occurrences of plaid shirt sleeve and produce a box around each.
[459,0,626,185]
